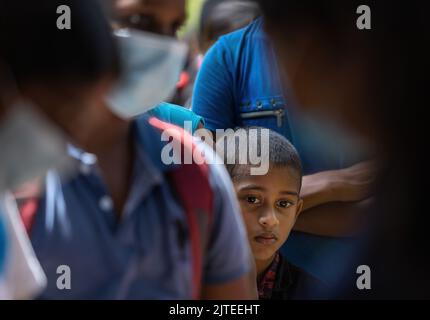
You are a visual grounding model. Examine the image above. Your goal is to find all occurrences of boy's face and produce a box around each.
[234,166,303,262]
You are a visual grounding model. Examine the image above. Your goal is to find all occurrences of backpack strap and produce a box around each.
[148,116,213,300]
[13,181,42,235]
[18,198,39,235]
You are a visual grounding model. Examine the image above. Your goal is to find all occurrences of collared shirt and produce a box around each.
[258,252,328,300]
[258,252,280,299]
[29,116,251,299]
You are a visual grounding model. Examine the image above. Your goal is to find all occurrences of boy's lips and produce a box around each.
[254,232,278,245]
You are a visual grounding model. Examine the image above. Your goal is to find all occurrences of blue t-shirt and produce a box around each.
[192,18,358,283]
[29,116,251,299]
[147,102,204,134]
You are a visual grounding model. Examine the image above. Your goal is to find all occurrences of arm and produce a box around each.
[295,161,376,237]
[301,161,376,211]
[294,198,374,237]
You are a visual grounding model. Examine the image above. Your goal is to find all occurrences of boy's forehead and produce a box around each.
[233,165,301,192]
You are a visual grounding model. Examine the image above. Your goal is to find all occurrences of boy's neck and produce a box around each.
[255,254,277,279]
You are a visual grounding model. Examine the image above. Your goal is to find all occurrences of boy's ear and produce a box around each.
[295,198,304,221]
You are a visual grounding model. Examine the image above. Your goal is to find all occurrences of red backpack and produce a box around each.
[17,116,214,300]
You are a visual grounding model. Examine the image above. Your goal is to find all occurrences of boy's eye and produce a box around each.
[277,200,293,208]
[246,196,261,204]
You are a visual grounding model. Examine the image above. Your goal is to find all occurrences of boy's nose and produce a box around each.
[259,210,279,229]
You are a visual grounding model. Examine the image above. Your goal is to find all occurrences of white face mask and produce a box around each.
[106,28,188,119]
[0,102,74,192]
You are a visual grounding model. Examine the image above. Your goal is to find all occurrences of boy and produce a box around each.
[222,127,326,299]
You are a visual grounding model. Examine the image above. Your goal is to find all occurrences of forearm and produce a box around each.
[301,171,338,211]
[293,198,373,237]
[301,162,375,211]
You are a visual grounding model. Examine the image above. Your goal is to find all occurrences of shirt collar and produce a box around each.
[258,251,281,299]
[65,119,166,217]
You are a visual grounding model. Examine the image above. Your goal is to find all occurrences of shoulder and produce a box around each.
[276,254,330,299]
[134,115,233,206]
[204,17,263,65]
[218,17,264,50]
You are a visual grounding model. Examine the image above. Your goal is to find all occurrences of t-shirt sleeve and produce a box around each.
[192,39,236,131]
[147,102,204,134]
[198,143,252,285]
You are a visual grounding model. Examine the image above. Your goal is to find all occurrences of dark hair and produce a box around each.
[199,0,260,52]
[221,127,302,187]
[0,0,120,88]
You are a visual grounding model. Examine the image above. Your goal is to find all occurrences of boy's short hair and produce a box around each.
[221,127,303,187]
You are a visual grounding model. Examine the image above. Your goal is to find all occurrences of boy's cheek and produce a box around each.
[278,217,297,243]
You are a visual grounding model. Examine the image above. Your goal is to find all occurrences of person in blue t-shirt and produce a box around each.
[192,17,374,283]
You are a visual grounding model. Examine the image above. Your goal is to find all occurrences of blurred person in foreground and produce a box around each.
[0,0,255,299]
[256,0,428,298]
[0,59,72,299]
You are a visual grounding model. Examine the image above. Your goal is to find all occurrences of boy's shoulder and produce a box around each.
[274,254,330,300]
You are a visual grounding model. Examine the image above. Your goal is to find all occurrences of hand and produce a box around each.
[301,161,377,210]
[327,161,376,203]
